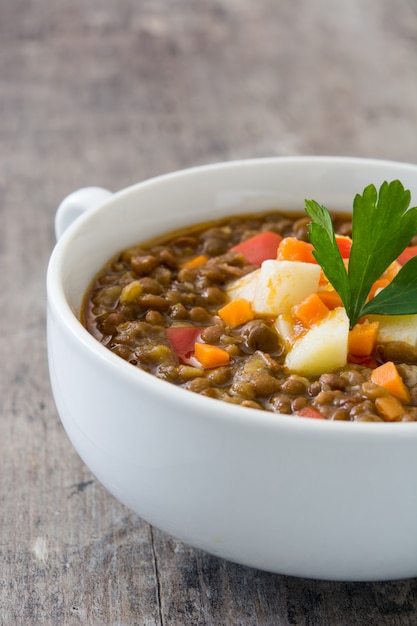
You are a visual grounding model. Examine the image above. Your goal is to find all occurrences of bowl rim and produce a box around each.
[47,155,417,436]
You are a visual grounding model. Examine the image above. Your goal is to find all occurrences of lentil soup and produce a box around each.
[82,210,417,422]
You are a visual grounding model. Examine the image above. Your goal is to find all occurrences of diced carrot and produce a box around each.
[383,261,401,281]
[370,361,411,403]
[375,395,405,422]
[292,293,329,327]
[397,245,417,266]
[276,237,317,264]
[348,320,379,356]
[368,261,401,300]
[181,254,209,269]
[319,270,329,285]
[317,289,343,309]
[194,342,230,368]
[297,407,326,420]
[319,258,349,287]
[368,278,390,300]
[335,235,352,258]
[218,298,254,328]
[231,231,283,265]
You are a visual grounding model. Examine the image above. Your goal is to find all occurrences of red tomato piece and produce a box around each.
[397,245,417,266]
[231,231,283,265]
[347,354,379,369]
[335,236,352,258]
[296,407,326,420]
[166,327,202,364]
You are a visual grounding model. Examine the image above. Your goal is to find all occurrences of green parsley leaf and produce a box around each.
[305,180,417,329]
[361,256,417,316]
[304,199,350,312]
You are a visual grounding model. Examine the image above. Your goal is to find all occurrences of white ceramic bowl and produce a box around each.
[47,156,417,581]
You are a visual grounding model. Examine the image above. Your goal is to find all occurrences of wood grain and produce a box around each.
[1,0,417,623]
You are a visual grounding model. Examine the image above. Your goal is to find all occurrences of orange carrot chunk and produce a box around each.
[368,262,401,300]
[317,289,343,310]
[383,261,401,281]
[370,361,411,403]
[375,395,405,422]
[218,298,254,328]
[292,293,329,327]
[194,342,230,368]
[348,320,379,357]
[368,278,390,300]
[181,254,209,269]
[277,237,317,264]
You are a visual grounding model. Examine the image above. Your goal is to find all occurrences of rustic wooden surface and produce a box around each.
[1,0,417,623]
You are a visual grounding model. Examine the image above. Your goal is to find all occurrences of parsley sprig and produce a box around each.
[305,180,417,329]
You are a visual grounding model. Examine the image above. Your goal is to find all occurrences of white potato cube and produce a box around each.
[367,314,417,347]
[285,307,349,377]
[275,314,297,348]
[252,260,321,316]
[225,269,260,302]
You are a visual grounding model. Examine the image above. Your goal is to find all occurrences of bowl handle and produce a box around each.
[55,186,113,240]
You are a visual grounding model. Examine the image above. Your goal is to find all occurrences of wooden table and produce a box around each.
[2,1,417,623]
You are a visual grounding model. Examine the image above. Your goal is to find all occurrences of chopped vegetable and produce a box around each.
[297,407,326,419]
[292,293,329,327]
[368,277,391,300]
[368,261,401,300]
[317,289,343,310]
[225,269,259,302]
[274,314,297,347]
[305,180,417,328]
[367,313,417,346]
[231,231,283,265]
[181,254,209,269]
[347,354,379,368]
[370,361,411,403]
[335,235,352,258]
[252,260,321,316]
[397,245,417,266]
[348,320,379,357]
[194,342,230,368]
[375,395,405,421]
[364,257,417,317]
[284,307,349,377]
[383,261,402,281]
[218,298,254,327]
[167,327,202,364]
[276,237,317,264]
